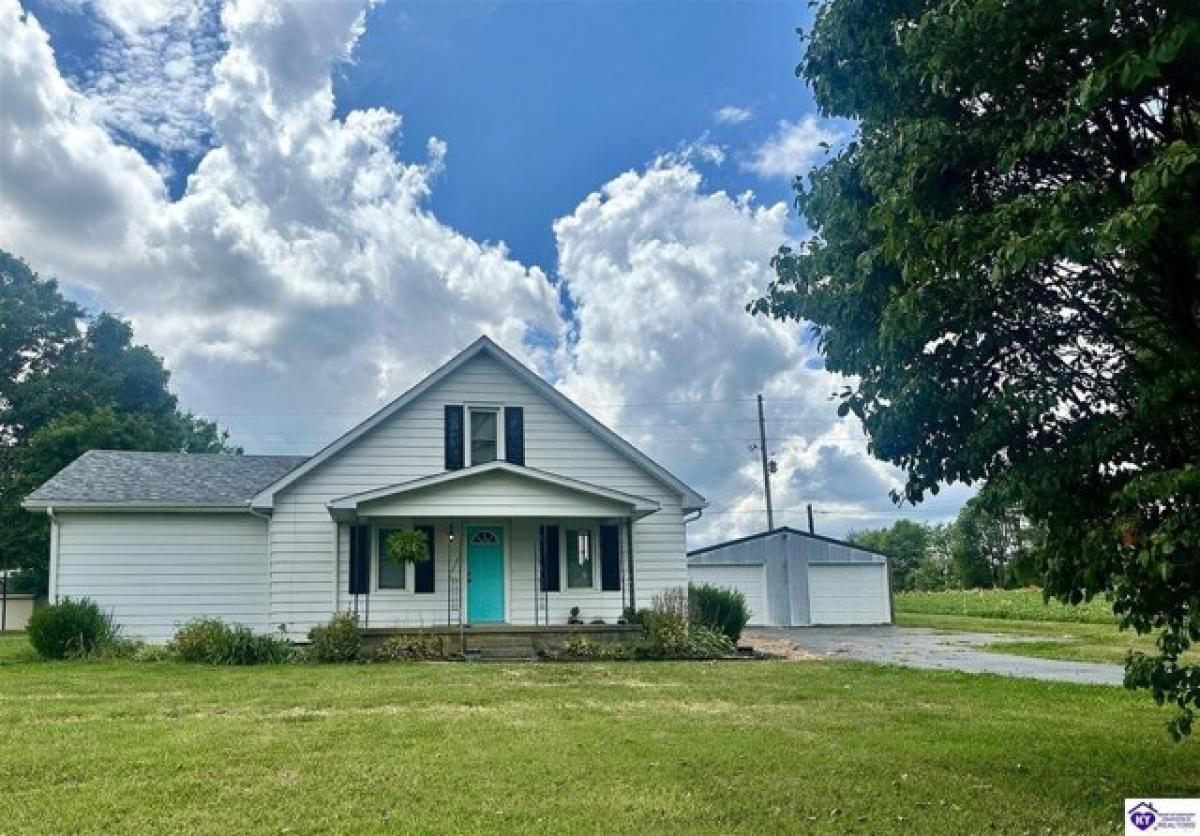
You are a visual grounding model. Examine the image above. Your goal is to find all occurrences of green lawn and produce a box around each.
[1,632,1197,834]
[895,589,1198,665]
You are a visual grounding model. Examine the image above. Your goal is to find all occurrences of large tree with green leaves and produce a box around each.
[0,253,236,590]
[754,1,1199,735]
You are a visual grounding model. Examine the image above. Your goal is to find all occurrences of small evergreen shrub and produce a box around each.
[26,598,117,660]
[170,618,290,665]
[688,582,750,643]
[371,633,445,662]
[306,612,362,662]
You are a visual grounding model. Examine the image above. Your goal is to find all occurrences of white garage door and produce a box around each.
[808,563,891,625]
[688,563,770,626]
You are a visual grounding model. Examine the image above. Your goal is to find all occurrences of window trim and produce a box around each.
[564,527,596,590]
[465,403,505,467]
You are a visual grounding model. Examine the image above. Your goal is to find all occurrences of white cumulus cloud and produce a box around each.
[743,115,843,180]
[0,0,967,542]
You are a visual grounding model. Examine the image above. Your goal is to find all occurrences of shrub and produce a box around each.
[688,583,750,643]
[685,626,736,659]
[306,612,362,663]
[132,644,172,663]
[371,633,445,662]
[170,618,291,665]
[561,636,607,659]
[619,588,737,660]
[26,598,117,660]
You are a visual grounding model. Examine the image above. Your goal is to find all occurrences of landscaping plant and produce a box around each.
[689,582,750,643]
[371,633,445,662]
[306,612,362,663]
[170,618,291,665]
[25,597,117,659]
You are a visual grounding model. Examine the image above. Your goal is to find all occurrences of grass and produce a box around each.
[895,589,1199,665]
[1,631,1197,834]
[896,587,1117,623]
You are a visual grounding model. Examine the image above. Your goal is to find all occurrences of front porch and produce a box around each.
[328,462,659,631]
[361,623,645,659]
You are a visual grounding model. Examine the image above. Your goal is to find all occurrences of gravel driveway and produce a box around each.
[749,626,1124,686]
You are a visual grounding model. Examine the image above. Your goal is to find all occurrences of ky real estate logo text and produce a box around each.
[1127,799,1200,834]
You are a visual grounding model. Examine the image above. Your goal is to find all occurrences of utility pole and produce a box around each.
[757,394,774,530]
[807,503,815,535]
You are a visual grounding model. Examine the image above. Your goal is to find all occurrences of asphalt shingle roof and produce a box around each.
[25,450,309,506]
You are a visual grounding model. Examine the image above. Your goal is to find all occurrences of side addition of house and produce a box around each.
[23,337,706,641]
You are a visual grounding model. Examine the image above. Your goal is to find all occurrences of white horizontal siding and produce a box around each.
[54,512,269,642]
[358,470,634,518]
[272,353,687,636]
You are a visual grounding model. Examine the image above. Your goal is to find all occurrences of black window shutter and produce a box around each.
[414,525,435,594]
[349,524,371,595]
[599,525,620,591]
[504,407,525,466]
[540,524,560,592]
[444,405,464,470]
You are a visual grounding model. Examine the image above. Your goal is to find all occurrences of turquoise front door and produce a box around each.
[467,526,505,623]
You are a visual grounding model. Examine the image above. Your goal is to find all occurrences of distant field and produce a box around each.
[895,587,1116,624]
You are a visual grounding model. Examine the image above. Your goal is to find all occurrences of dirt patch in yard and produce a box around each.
[743,631,819,660]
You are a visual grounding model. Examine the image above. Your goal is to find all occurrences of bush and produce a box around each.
[170,618,291,665]
[371,633,445,662]
[132,644,172,662]
[306,612,362,663]
[621,587,734,660]
[688,583,750,643]
[26,598,117,659]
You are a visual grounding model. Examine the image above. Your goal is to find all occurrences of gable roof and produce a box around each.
[327,460,661,519]
[251,336,706,511]
[23,450,309,510]
[687,526,888,558]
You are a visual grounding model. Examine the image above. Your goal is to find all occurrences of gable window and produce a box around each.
[468,407,499,465]
[566,529,593,589]
[376,529,406,590]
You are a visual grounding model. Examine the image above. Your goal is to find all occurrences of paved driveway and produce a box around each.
[749,626,1124,686]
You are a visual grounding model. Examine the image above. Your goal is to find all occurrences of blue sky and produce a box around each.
[1,0,971,542]
[340,1,813,272]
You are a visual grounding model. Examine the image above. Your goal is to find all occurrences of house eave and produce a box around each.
[326,461,662,520]
[21,500,256,514]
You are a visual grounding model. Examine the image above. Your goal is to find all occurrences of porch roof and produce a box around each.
[327,461,661,521]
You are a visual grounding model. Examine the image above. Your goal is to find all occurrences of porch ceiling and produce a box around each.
[327,461,660,521]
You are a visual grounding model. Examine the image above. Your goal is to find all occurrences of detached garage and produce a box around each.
[687,527,893,627]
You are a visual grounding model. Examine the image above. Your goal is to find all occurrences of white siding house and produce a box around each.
[25,337,706,641]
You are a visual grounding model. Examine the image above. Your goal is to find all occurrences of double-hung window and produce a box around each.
[566,529,594,589]
[468,407,499,466]
[376,529,406,590]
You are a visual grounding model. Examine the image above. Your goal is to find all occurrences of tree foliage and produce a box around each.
[0,252,237,590]
[849,519,931,590]
[754,0,1200,736]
